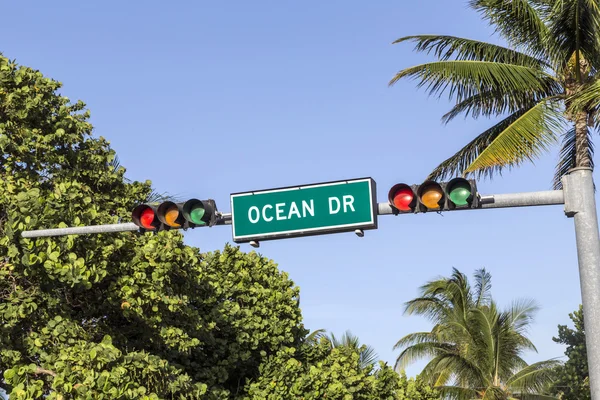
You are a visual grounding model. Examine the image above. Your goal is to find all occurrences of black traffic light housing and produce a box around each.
[131,199,218,232]
[388,178,480,214]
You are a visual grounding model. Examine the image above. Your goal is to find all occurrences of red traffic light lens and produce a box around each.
[132,204,158,230]
[388,183,415,212]
[393,187,414,211]
[140,207,156,230]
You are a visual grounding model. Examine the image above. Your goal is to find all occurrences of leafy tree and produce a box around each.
[243,339,439,400]
[0,53,409,399]
[551,305,590,400]
[394,268,559,399]
[0,54,308,399]
[390,0,600,187]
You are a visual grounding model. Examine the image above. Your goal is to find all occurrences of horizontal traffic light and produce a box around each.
[388,178,479,214]
[132,199,217,231]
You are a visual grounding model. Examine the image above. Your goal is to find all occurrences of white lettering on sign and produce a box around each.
[248,199,320,224]
[288,202,301,219]
[329,197,341,214]
[262,204,273,222]
[302,200,314,217]
[249,206,260,224]
[343,195,355,212]
[276,203,287,220]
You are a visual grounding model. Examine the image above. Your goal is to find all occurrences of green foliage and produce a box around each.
[390,0,600,185]
[551,305,590,400]
[0,54,308,398]
[394,268,559,399]
[0,53,409,400]
[243,340,438,400]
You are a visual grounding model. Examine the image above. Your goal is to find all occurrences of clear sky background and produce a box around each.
[2,0,591,375]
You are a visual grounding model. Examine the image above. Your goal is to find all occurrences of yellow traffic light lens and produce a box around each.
[420,184,444,209]
[164,204,181,227]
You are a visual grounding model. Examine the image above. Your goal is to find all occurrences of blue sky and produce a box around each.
[2,1,589,375]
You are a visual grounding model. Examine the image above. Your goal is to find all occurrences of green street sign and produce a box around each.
[230,178,378,243]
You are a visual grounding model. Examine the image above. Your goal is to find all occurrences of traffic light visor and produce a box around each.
[183,199,208,226]
[388,183,415,211]
[157,201,182,228]
[418,181,444,209]
[132,205,158,230]
[447,178,473,206]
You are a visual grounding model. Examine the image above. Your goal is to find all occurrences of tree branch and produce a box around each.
[34,367,57,377]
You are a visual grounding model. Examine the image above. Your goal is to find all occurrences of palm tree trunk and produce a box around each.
[575,111,592,168]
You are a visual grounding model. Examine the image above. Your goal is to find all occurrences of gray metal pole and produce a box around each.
[21,214,233,238]
[21,222,139,238]
[563,167,600,400]
[377,190,564,215]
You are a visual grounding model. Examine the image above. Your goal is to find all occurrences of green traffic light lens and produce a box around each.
[449,182,472,206]
[189,205,206,225]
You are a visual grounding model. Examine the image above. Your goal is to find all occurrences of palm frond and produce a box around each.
[145,190,183,204]
[428,109,528,180]
[474,268,492,307]
[529,0,557,18]
[432,385,478,400]
[420,353,487,388]
[468,0,550,58]
[567,79,600,114]
[393,332,439,349]
[506,298,540,335]
[328,330,379,369]
[108,153,123,174]
[512,394,560,400]
[389,61,557,104]
[404,297,450,321]
[548,0,600,70]
[441,82,562,123]
[358,345,379,368]
[393,35,549,68]
[305,328,327,343]
[506,359,562,393]
[482,386,510,400]
[108,152,181,204]
[464,99,564,174]
[470,307,497,372]
[553,127,594,189]
[394,342,454,372]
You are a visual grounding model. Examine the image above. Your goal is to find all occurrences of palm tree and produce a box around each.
[328,330,379,369]
[305,329,379,369]
[394,268,559,399]
[390,0,600,188]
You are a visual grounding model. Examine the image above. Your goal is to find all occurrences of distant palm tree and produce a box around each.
[329,330,379,369]
[395,268,559,399]
[390,0,600,188]
[306,329,379,369]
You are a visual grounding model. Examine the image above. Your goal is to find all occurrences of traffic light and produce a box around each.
[132,199,217,231]
[388,178,479,214]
